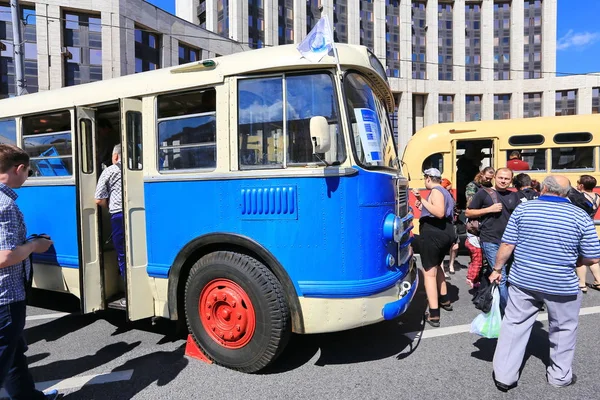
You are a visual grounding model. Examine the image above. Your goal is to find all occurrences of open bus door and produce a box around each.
[120,98,154,321]
[76,107,104,313]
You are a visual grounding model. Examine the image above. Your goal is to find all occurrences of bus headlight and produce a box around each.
[383,213,402,243]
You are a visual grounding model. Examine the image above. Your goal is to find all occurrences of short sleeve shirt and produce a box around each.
[468,188,520,244]
[503,195,600,295]
[94,163,123,214]
[0,183,29,305]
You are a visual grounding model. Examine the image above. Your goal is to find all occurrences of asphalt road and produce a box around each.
[10,256,600,399]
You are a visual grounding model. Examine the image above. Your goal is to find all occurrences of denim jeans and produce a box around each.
[481,242,509,313]
[111,212,126,279]
[0,301,45,399]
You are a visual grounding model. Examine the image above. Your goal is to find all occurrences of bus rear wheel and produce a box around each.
[184,251,291,373]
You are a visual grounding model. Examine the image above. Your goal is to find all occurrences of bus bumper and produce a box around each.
[382,256,419,320]
[297,257,418,334]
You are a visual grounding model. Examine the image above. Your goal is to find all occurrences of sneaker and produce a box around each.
[548,373,577,388]
[119,298,127,307]
[44,389,60,400]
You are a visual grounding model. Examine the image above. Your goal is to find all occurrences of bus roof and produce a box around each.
[0,44,383,118]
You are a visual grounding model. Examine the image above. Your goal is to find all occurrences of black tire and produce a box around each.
[185,251,291,373]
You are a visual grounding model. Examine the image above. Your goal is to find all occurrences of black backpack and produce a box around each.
[517,188,538,202]
[568,188,595,217]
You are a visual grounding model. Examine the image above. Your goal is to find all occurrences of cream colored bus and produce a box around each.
[402,114,600,235]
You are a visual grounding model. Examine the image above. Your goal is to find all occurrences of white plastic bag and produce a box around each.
[470,286,502,339]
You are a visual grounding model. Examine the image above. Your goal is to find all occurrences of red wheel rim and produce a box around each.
[199,279,256,349]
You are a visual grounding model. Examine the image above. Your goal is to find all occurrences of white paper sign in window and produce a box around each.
[353,108,382,164]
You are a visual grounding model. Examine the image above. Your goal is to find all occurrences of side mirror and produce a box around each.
[310,116,331,154]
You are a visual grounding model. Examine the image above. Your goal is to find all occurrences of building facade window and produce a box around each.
[494,94,511,120]
[555,90,577,116]
[412,1,426,80]
[438,2,453,81]
[524,0,542,79]
[333,0,348,43]
[135,27,160,73]
[198,0,207,28]
[278,0,294,45]
[248,0,265,48]
[466,95,482,121]
[465,3,482,81]
[63,12,102,86]
[360,0,374,50]
[593,88,600,114]
[494,1,510,80]
[0,5,37,98]
[523,92,542,118]
[439,95,454,123]
[306,0,321,32]
[217,0,229,37]
[178,43,201,64]
[385,1,400,78]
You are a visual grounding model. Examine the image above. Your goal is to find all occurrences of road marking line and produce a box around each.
[0,370,133,397]
[26,312,70,321]
[408,305,600,340]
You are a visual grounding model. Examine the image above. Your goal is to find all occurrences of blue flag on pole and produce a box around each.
[297,15,334,63]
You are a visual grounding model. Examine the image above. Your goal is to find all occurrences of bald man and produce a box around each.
[489,175,600,391]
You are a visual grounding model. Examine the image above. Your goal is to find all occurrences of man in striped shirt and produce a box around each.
[490,175,600,391]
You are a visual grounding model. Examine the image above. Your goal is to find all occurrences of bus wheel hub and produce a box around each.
[199,279,255,349]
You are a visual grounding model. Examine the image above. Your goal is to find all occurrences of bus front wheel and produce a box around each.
[184,251,291,373]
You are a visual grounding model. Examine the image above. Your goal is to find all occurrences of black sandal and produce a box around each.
[591,282,600,291]
[440,301,453,311]
[424,312,440,327]
[580,285,588,294]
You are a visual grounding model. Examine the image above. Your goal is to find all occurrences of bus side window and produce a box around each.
[422,153,443,174]
[551,147,595,171]
[156,88,216,171]
[0,119,16,145]
[506,149,546,171]
[22,111,73,177]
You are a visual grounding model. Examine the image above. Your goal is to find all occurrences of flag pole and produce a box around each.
[324,15,343,79]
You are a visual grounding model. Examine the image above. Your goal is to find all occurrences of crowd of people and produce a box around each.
[413,152,600,391]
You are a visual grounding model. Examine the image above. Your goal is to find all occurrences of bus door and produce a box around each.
[76,107,104,313]
[451,138,496,209]
[120,98,154,321]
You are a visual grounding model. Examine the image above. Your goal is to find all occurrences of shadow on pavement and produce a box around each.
[62,346,189,400]
[30,342,141,383]
[262,269,430,374]
[25,313,99,346]
[27,289,81,313]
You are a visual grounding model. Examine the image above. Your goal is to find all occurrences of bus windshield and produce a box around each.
[344,72,398,170]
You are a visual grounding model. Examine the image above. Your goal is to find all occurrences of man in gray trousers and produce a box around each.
[489,175,600,391]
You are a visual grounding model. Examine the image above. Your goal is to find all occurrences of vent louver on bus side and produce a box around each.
[241,186,298,219]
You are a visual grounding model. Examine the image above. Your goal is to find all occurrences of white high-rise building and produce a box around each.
[175,0,600,151]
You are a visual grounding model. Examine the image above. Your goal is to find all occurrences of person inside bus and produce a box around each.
[94,144,126,306]
[572,175,600,293]
[457,146,485,209]
[412,168,457,327]
[466,168,520,314]
[97,119,119,170]
[506,151,530,171]
[513,173,538,203]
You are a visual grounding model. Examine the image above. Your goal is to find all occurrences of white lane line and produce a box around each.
[407,305,600,340]
[26,312,70,321]
[0,370,133,397]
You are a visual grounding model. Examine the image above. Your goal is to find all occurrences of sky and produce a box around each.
[147,0,600,75]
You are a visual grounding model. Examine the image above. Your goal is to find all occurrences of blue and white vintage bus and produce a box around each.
[0,44,416,372]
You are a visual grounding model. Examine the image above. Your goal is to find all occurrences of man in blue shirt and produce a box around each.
[0,145,59,399]
[489,175,600,391]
